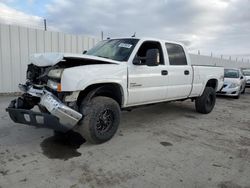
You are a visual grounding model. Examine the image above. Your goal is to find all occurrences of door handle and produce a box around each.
[184,70,189,75]
[161,70,168,76]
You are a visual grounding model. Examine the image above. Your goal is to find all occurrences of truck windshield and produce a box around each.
[86,39,139,62]
[224,69,239,78]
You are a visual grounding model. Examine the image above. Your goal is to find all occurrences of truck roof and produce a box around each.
[107,37,185,47]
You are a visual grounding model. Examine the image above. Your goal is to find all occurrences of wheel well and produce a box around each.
[206,79,218,90]
[77,83,123,107]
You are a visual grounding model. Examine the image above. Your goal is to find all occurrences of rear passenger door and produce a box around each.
[165,43,192,99]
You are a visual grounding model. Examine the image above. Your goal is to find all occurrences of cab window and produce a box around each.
[165,43,187,65]
[135,41,164,65]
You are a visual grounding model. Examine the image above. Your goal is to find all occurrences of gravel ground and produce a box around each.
[0,89,250,188]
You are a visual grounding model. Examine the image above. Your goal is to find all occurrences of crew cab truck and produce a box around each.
[6,38,224,144]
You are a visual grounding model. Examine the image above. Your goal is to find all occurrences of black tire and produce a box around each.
[242,86,246,94]
[78,96,120,144]
[53,130,66,137]
[195,87,216,114]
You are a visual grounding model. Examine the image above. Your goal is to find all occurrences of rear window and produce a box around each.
[165,43,187,65]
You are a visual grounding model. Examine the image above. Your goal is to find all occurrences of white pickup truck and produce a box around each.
[6,37,224,144]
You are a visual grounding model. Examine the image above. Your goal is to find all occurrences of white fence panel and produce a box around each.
[190,54,250,68]
[0,23,100,93]
[0,24,12,93]
[1,23,250,93]
[10,25,21,92]
[19,27,29,83]
[58,32,65,52]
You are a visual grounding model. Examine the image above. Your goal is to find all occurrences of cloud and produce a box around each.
[0,2,43,29]
[0,0,250,59]
[44,0,250,58]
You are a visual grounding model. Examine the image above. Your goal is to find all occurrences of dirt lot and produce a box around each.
[0,89,250,188]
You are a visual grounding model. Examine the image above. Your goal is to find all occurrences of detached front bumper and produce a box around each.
[6,85,82,132]
[217,86,240,96]
[6,106,70,132]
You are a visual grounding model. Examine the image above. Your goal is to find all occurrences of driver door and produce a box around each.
[127,41,168,106]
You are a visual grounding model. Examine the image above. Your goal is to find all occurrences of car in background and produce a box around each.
[242,69,250,88]
[217,68,246,99]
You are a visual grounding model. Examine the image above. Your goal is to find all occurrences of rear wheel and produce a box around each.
[195,87,216,114]
[78,96,120,144]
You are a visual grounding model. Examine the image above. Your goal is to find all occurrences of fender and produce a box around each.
[77,82,126,107]
[200,77,219,96]
[61,64,128,106]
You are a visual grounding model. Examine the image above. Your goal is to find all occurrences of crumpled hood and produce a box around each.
[30,53,120,67]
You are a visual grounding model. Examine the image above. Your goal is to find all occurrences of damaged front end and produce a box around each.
[5,54,85,132]
[6,84,82,132]
[6,53,118,133]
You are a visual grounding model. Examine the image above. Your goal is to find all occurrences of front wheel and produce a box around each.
[78,96,121,144]
[195,87,216,114]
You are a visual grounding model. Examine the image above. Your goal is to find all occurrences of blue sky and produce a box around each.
[1,0,50,17]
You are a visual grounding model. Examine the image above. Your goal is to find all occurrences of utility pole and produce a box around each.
[44,19,47,31]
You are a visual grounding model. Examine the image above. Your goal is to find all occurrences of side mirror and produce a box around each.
[133,56,142,65]
[145,49,159,66]
[240,76,244,79]
[82,50,87,54]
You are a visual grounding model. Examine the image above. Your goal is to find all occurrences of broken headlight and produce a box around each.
[48,69,64,79]
[47,80,62,92]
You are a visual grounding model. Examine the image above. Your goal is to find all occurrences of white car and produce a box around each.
[217,68,246,99]
[242,69,250,88]
[6,37,224,144]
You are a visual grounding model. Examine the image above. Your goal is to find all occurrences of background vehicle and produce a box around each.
[6,38,224,144]
[217,68,246,99]
[242,69,250,88]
